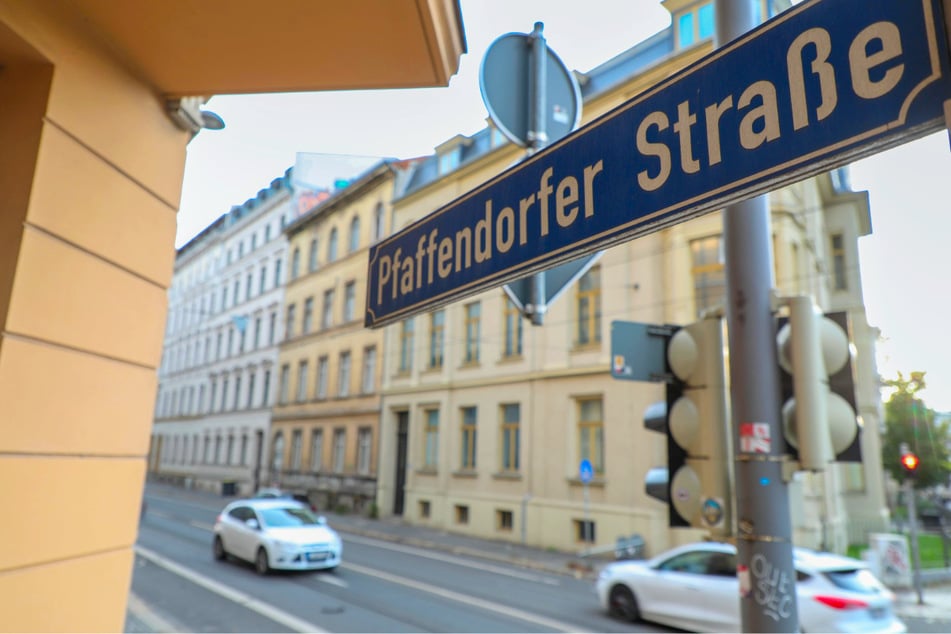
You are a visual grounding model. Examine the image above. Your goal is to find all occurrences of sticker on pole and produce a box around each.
[740,422,771,453]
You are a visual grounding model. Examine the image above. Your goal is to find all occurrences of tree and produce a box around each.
[881,371,951,490]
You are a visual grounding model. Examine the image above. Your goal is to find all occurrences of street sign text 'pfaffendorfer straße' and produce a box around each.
[366,0,951,328]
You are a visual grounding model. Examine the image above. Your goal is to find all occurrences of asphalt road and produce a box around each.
[130,491,670,633]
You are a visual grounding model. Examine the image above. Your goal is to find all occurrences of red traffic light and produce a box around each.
[900,452,920,473]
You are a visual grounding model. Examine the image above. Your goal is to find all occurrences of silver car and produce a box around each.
[213,498,342,574]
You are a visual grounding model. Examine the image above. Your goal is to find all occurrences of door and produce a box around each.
[393,412,409,516]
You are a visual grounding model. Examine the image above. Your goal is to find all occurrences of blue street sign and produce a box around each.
[366,0,951,328]
[579,459,594,484]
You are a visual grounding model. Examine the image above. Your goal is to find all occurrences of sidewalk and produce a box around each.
[134,482,951,626]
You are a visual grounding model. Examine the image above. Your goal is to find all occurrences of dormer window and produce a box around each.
[438,148,460,175]
[677,2,714,48]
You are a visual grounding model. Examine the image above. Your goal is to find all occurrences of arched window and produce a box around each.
[328,227,339,262]
[290,247,300,280]
[349,216,360,253]
[270,432,285,476]
[372,202,385,241]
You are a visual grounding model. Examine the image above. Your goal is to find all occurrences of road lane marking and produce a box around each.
[189,521,215,531]
[315,574,349,588]
[343,533,561,586]
[126,590,185,632]
[135,545,328,633]
[342,561,590,633]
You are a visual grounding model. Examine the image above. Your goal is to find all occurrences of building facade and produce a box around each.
[0,1,464,628]
[374,0,888,556]
[151,171,295,495]
[268,161,409,513]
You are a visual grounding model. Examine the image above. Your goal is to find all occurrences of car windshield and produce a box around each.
[822,568,886,594]
[258,507,321,528]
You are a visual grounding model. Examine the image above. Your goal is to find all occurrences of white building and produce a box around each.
[150,170,295,494]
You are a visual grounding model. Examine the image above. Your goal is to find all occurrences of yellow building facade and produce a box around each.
[375,0,887,556]
[0,2,464,630]
[269,162,409,514]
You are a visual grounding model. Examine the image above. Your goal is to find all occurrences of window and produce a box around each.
[344,281,356,322]
[270,432,285,474]
[220,285,227,311]
[691,235,726,315]
[399,318,414,372]
[503,298,523,358]
[274,258,282,287]
[698,3,714,39]
[279,364,290,404]
[308,238,318,272]
[227,327,234,358]
[322,289,335,329]
[454,504,469,525]
[302,297,314,334]
[357,427,372,475]
[429,310,445,369]
[349,216,360,253]
[679,12,695,47]
[215,434,222,464]
[240,433,248,466]
[251,233,257,251]
[461,406,477,470]
[221,378,229,412]
[338,351,351,397]
[316,356,329,399]
[265,224,271,242]
[291,247,301,280]
[209,379,217,414]
[268,311,277,345]
[497,510,513,531]
[576,267,601,346]
[296,361,309,402]
[362,346,377,394]
[464,302,481,364]
[419,500,431,519]
[247,371,256,408]
[578,397,605,475]
[373,203,385,242]
[253,317,261,350]
[285,303,296,339]
[500,403,520,472]
[328,227,338,262]
[310,429,324,471]
[233,279,240,306]
[245,272,253,300]
[332,428,346,472]
[423,408,439,468]
[439,149,460,175]
[290,429,302,471]
[831,233,847,290]
[262,369,271,406]
[233,374,242,410]
[574,519,596,544]
[259,265,267,294]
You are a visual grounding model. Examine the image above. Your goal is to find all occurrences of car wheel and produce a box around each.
[213,535,227,561]
[255,547,270,575]
[608,584,640,622]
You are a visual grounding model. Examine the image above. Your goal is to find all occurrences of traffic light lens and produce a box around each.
[900,453,919,472]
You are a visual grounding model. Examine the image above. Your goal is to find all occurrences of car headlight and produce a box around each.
[272,540,297,550]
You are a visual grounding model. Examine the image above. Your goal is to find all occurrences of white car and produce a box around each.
[213,498,342,574]
[596,542,905,633]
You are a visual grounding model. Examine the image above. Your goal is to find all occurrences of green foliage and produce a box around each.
[881,372,951,490]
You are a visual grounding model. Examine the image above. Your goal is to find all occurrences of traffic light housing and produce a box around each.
[776,297,861,470]
[899,443,920,477]
[644,317,732,536]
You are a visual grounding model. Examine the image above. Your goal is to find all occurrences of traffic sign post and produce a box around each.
[365,0,951,328]
[579,459,594,549]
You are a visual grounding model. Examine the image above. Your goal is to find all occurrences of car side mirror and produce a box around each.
[246,518,260,530]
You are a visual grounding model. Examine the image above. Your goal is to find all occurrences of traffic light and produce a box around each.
[644,317,732,536]
[900,442,920,477]
[775,296,861,470]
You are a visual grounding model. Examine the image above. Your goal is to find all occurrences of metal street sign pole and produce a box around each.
[528,22,547,325]
[904,474,925,604]
[717,1,797,631]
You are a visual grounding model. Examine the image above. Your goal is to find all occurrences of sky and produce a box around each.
[175,0,951,412]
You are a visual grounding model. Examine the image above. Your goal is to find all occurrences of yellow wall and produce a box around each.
[0,4,184,630]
